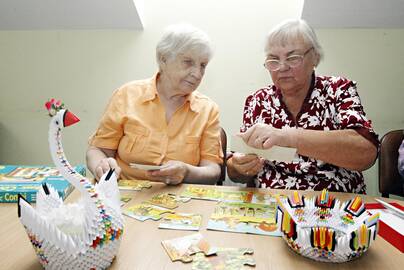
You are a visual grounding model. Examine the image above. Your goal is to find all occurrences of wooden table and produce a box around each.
[0,183,403,270]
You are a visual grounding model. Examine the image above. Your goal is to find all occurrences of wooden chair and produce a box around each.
[217,127,227,185]
[378,129,404,198]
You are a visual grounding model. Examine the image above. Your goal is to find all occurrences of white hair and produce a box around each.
[156,23,213,69]
[264,19,324,65]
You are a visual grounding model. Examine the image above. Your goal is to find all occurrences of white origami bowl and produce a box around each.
[276,190,379,263]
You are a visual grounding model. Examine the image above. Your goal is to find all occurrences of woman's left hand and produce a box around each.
[239,123,298,149]
[146,160,188,185]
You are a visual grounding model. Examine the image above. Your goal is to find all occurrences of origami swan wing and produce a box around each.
[18,194,79,255]
[97,169,121,211]
[36,183,64,215]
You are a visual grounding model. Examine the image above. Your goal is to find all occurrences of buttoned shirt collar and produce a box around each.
[140,72,201,113]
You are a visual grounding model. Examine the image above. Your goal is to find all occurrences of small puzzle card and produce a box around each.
[192,247,255,270]
[145,193,191,209]
[159,213,202,231]
[118,179,152,191]
[162,233,217,263]
[123,203,174,221]
[207,201,281,236]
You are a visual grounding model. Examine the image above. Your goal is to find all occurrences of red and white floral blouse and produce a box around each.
[241,74,379,194]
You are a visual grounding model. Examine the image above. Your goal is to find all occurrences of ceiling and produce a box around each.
[0,0,144,30]
[301,0,404,28]
[0,0,403,30]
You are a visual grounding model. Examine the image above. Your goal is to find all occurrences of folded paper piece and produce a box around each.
[277,189,379,263]
[231,135,296,162]
[366,202,404,252]
[374,198,404,218]
[17,100,124,269]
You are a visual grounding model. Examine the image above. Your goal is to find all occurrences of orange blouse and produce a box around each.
[89,74,223,179]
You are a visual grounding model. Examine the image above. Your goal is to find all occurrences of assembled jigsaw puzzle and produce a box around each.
[181,185,278,204]
[207,201,281,236]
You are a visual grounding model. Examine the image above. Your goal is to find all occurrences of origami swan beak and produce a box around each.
[63,110,80,127]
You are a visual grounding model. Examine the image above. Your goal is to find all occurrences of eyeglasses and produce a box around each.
[263,47,314,71]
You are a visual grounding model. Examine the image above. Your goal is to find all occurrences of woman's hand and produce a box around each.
[231,153,264,176]
[238,123,298,149]
[146,160,188,185]
[95,157,122,180]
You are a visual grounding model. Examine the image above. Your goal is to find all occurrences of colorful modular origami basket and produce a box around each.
[276,189,379,263]
[17,99,124,269]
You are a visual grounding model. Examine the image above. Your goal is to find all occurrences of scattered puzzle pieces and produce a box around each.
[162,233,217,263]
[118,179,152,191]
[146,193,191,209]
[192,248,255,270]
[123,203,174,221]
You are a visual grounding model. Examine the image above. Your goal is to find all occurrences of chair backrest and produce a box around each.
[217,127,227,185]
[378,129,404,198]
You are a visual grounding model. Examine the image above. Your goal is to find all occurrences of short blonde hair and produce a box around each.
[156,23,213,69]
[264,19,323,65]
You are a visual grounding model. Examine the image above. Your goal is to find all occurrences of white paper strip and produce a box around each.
[230,135,297,162]
[129,163,168,171]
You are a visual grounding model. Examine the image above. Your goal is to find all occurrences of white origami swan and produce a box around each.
[17,100,123,269]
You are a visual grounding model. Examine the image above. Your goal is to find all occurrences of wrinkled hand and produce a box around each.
[95,157,121,180]
[146,160,188,185]
[231,152,264,177]
[238,123,297,149]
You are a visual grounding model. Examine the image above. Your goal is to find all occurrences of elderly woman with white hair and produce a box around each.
[86,24,222,185]
[227,19,379,193]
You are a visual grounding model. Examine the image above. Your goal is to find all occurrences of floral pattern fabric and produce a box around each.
[241,74,379,194]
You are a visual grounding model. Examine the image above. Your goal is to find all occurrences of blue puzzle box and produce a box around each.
[0,164,86,203]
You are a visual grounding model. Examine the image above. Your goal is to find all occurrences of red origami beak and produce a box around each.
[63,110,80,127]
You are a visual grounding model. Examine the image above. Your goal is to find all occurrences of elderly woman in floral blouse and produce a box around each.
[227,19,379,193]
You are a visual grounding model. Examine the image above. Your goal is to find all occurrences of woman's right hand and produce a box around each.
[95,157,121,180]
[231,152,264,177]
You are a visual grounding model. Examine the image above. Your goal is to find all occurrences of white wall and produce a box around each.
[0,0,403,196]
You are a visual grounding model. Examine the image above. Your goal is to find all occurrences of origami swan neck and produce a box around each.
[48,109,119,242]
[49,109,94,197]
